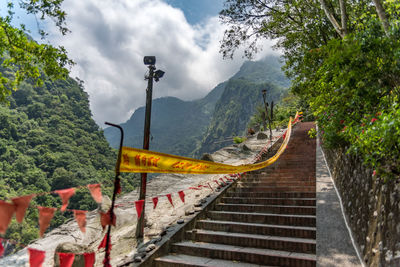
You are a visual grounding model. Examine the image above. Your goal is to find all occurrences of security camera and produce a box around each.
[143,56,156,65]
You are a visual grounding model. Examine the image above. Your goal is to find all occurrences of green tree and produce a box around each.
[219,0,400,179]
[0,0,73,102]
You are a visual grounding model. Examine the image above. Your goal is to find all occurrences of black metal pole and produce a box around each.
[270,101,274,140]
[268,104,273,141]
[103,122,124,267]
[262,90,268,132]
[135,65,155,239]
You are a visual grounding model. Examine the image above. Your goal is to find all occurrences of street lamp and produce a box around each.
[136,56,165,239]
[261,89,273,140]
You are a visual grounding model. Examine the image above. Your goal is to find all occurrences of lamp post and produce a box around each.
[136,56,164,239]
[261,89,273,141]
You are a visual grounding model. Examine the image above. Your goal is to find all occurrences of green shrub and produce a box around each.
[233,136,246,144]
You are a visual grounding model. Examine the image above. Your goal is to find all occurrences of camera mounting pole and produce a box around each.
[136,57,164,239]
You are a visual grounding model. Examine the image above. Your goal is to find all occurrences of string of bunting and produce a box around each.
[119,113,300,175]
[0,112,302,266]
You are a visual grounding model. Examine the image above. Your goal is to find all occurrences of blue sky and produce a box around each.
[1,0,274,125]
[165,0,225,25]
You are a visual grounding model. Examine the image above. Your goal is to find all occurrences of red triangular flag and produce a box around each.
[188,187,200,190]
[98,234,112,251]
[0,238,4,257]
[0,200,15,234]
[100,209,116,230]
[73,210,87,233]
[28,248,45,267]
[55,188,75,212]
[214,180,220,186]
[178,191,185,203]
[115,178,122,195]
[135,200,145,218]
[87,184,102,203]
[152,197,159,209]
[84,252,95,267]
[11,194,34,223]
[207,182,213,190]
[38,206,56,237]
[219,178,225,183]
[58,252,75,267]
[166,194,174,207]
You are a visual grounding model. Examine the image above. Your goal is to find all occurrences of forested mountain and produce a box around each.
[104,54,289,157]
[0,73,137,246]
[104,81,226,157]
[195,55,288,155]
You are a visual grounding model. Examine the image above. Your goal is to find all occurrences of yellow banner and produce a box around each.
[120,115,295,174]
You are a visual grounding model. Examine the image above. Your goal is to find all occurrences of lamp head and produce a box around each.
[143,56,156,65]
[154,70,165,82]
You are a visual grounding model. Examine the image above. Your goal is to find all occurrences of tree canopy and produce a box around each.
[220,0,400,178]
[0,0,73,102]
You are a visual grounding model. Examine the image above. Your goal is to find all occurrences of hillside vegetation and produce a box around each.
[0,74,138,246]
[220,0,400,180]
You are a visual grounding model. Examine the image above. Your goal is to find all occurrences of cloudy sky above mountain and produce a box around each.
[4,0,276,125]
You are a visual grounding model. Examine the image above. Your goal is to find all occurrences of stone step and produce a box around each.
[232,186,316,193]
[171,241,316,267]
[260,168,315,173]
[215,204,316,215]
[220,197,316,206]
[269,163,315,168]
[186,229,316,253]
[196,220,316,239]
[249,173,313,179]
[154,254,266,267]
[239,181,316,187]
[244,176,315,183]
[207,211,316,227]
[225,192,316,199]
[243,179,314,184]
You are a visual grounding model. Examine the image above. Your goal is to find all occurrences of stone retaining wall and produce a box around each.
[324,147,400,266]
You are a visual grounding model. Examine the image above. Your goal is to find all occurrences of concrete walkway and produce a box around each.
[316,135,364,266]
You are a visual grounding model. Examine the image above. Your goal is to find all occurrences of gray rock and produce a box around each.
[138,247,147,254]
[134,256,142,262]
[185,210,195,215]
[138,251,146,258]
[257,132,268,140]
[146,244,156,252]
[200,153,214,162]
[240,144,251,152]
[160,228,167,236]
[177,219,184,224]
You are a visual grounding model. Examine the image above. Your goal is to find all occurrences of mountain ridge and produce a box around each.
[104,54,289,157]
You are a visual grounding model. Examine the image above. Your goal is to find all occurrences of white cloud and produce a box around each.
[50,0,275,126]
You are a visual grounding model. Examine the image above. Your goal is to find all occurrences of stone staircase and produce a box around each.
[153,122,316,266]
